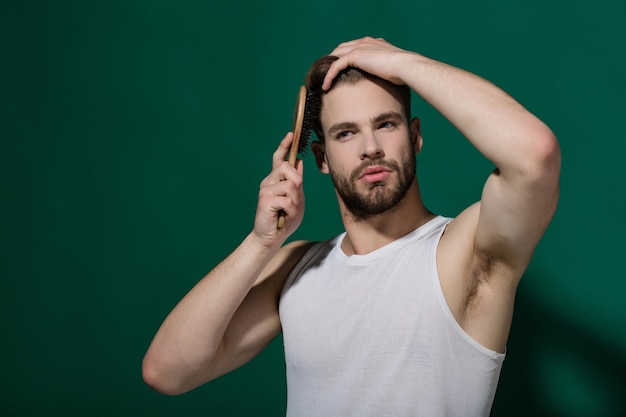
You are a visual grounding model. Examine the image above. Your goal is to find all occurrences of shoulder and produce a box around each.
[264,240,317,278]
[279,240,318,263]
[258,240,318,295]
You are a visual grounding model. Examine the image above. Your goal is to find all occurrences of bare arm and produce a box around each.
[402,53,560,270]
[324,36,560,277]
[324,37,561,350]
[142,133,307,395]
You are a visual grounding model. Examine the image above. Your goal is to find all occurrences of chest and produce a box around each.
[279,250,443,372]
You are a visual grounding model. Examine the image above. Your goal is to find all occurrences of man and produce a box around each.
[143,37,561,416]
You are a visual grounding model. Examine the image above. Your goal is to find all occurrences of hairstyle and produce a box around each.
[304,55,412,143]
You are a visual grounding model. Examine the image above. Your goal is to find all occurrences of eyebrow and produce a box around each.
[372,111,404,125]
[327,111,405,137]
[328,122,359,137]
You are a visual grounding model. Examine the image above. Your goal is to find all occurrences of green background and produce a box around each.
[2,1,625,416]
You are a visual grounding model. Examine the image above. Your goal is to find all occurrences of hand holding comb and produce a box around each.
[277,86,314,229]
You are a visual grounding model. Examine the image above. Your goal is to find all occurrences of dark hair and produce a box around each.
[304,55,412,143]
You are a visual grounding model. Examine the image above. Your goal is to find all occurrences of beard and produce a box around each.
[328,144,416,222]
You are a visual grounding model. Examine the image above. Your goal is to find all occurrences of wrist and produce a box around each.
[395,51,431,83]
[246,230,285,254]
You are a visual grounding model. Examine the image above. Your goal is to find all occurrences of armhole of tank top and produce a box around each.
[430,221,506,361]
[279,240,329,301]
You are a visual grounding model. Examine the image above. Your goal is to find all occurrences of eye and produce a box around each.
[379,121,398,130]
[336,130,353,140]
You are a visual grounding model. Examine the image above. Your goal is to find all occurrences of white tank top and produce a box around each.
[279,216,505,417]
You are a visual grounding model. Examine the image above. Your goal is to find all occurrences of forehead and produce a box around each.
[320,79,405,131]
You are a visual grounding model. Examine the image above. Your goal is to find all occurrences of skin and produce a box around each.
[321,80,420,223]
[142,37,561,396]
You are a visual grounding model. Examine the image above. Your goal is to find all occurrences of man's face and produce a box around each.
[316,79,418,221]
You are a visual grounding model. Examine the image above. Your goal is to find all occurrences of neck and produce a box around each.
[338,182,434,256]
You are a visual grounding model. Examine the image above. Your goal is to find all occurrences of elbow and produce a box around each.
[524,127,561,184]
[540,128,560,166]
[142,352,189,396]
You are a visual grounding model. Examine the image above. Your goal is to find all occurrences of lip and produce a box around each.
[359,165,391,178]
[359,165,391,183]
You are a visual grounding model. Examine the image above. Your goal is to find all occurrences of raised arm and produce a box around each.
[142,133,308,395]
[323,37,560,352]
[324,37,560,275]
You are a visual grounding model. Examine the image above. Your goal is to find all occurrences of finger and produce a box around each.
[260,182,300,208]
[273,132,294,170]
[259,183,301,221]
[322,56,352,91]
[272,162,304,198]
[295,158,304,176]
[260,159,303,191]
[329,36,376,54]
[329,40,359,56]
[323,39,384,90]
[278,196,298,219]
[329,36,383,55]
[281,159,303,188]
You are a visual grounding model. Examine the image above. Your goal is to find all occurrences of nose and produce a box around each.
[360,131,384,160]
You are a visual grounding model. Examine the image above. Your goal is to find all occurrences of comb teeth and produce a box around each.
[296,91,321,155]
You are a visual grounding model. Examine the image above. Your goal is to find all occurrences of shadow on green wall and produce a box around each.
[492,279,626,417]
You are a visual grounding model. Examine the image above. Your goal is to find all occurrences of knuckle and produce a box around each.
[284,182,296,196]
[257,190,268,202]
[273,149,285,160]
[283,198,295,212]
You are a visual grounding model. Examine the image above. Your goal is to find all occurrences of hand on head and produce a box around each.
[322,37,412,90]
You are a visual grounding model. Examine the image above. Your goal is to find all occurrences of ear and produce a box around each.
[410,117,423,154]
[311,141,329,173]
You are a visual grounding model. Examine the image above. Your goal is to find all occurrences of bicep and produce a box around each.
[207,240,313,380]
[209,276,283,379]
[475,165,560,272]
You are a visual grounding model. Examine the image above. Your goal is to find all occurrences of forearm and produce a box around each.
[143,131,306,394]
[400,53,560,263]
[400,51,560,265]
[399,53,558,176]
[142,232,281,394]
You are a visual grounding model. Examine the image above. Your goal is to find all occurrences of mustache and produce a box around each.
[350,158,401,182]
